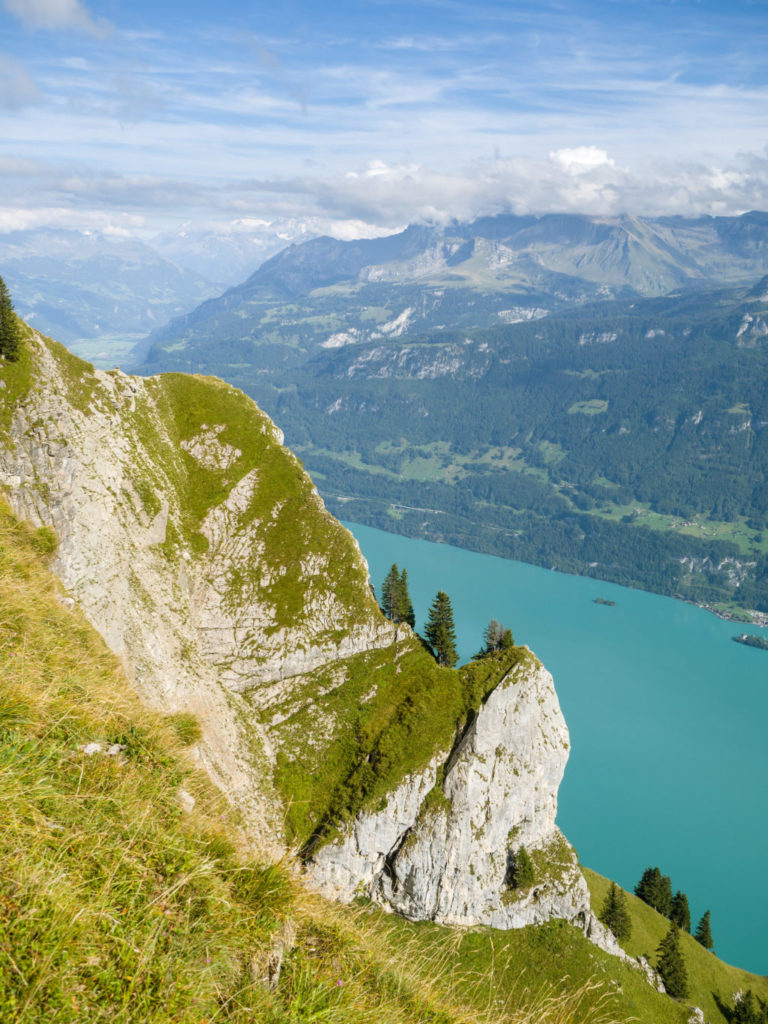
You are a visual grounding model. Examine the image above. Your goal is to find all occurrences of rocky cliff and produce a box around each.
[0,328,634,966]
[311,653,590,928]
[0,331,394,842]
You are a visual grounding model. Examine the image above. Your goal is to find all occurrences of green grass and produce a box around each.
[583,869,768,1023]
[0,498,623,1024]
[372,907,686,1024]
[268,644,525,848]
[0,326,35,435]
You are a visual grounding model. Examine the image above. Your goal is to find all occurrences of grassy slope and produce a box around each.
[266,643,523,848]
[0,497,625,1024]
[584,869,768,1023]
[375,912,689,1024]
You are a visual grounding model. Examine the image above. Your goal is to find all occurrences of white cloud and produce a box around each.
[0,205,145,233]
[2,0,109,35]
[550,147,616,175]
[236,148,768,228]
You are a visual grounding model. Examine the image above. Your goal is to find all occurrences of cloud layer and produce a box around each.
[0,0,767,235]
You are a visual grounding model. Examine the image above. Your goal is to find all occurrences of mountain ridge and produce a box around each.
[139,209,768,382]
[0,325,600,942]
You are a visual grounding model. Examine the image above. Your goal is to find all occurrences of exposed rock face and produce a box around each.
[0,334,394,843]
[311,656,591,929]
[0,336,394,695]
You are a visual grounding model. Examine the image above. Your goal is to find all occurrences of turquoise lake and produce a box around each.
[344,520,768,975]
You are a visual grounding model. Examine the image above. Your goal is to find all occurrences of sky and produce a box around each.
[1,0,768,237]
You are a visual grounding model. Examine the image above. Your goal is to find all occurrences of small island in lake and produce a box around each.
[733,633,768,651]
[594,597,616,607]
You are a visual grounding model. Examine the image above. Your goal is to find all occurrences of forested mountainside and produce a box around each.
[138,212,768,617]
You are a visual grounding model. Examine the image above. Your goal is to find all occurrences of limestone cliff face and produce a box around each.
[310,655,591,929]
[0,333,395,842]
[0,336,394,691]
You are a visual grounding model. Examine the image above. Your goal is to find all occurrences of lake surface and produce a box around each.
[344,520,768,975]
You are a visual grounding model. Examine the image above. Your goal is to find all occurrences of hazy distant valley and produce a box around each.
[0,218,324,366]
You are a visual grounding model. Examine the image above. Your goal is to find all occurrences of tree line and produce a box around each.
[599,866,717,1001]
[379,563,459,667]
[634,866,712,950]
[378,563,517,670]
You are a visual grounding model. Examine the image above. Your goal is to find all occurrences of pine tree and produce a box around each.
[381,564,399,621]
[656,872,672,917]
[634,866,672,916]
[694,909,713,950]
[483,618,503,650]
[599,882,632,944]
[380,564,414,626]
[508,846,535,889]
[656,921,689,999]
[475,618,514,658]
[0,275,22,362]
[399,569,415,627]
[424,590,458,667]
[670,890,691,933]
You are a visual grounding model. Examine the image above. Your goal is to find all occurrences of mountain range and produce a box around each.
[139,210,768,375]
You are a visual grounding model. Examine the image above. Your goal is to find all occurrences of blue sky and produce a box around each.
[1,0,768,235]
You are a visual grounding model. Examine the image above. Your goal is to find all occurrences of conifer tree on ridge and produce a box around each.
[670,890,691,933]
[424,590,458,667]
[0,275,22,362]
[656,921,689,999]
[635,866,672,917]
[599,882,632,944]
[380,564,415,627]
[694,909,714,950]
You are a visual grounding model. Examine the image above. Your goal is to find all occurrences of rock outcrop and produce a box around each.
[310,654,593,930]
